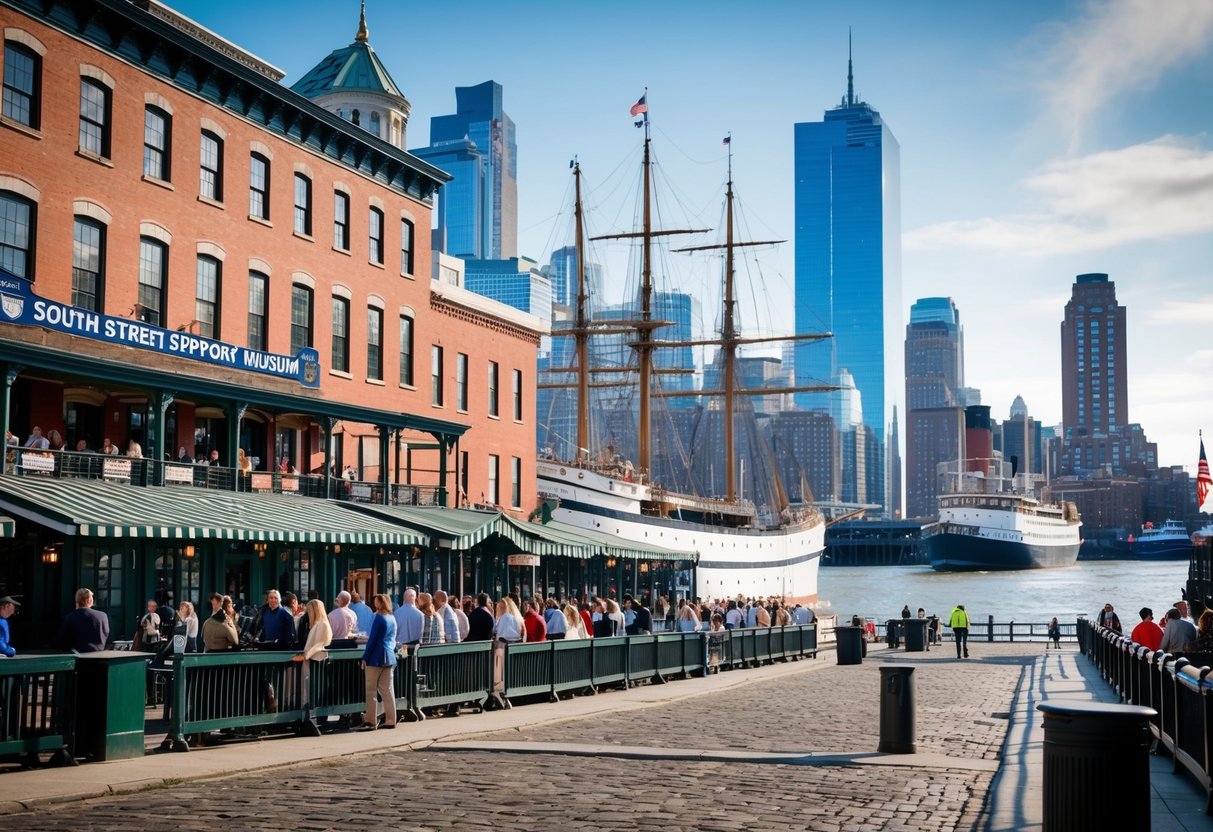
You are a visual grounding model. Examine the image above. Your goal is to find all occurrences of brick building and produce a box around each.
[0,0,603,644]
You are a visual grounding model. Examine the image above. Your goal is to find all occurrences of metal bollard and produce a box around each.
[877,665,915,754]
[1037,701,1155,830]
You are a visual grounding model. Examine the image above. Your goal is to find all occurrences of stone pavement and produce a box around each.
[0,641,1209,831]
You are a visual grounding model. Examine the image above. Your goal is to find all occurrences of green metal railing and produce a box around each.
[1084,619,1213,813]
[161,625,818,751]
[0,654,76,765]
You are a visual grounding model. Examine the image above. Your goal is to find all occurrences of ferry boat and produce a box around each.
[1129,520,1193,560]
[925,460,1082,571]
[537,105,825,603]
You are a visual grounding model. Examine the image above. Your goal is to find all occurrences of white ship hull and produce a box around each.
[537,461,824,603]
[927,498,1082,571]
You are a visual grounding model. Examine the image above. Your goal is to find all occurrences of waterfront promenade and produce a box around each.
[1,642,1210,831]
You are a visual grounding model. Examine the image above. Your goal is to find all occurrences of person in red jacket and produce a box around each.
[1130,607,1163,652]
[522,599,547,642]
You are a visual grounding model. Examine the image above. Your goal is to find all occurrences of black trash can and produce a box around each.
[904,618,929,652]
[885,619,902,648]
[835,625,864,665]
[1037,701,1155,830]
[878,666,915,753]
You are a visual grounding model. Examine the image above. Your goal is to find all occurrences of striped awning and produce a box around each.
[522,518,698,563]
[342,503,697,562]
[343,504,507,549]
[0,516,13,538]
[0,476,424,546]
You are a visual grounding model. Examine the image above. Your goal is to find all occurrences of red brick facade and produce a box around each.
[0,3,539,517]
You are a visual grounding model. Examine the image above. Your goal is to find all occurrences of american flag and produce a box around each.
[630,95,648,117]
[722,136,731,145]
[1199,435,1212,508]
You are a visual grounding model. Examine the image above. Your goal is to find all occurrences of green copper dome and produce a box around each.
[291,6,404,101]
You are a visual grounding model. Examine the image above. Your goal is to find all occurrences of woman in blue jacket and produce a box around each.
[360,594,398,730]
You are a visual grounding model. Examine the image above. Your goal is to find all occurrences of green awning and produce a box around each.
[0,516,13,538]
[0,476,424,546]
[526,519,698,563]
[342,503,506,549]
[342,504,697,562]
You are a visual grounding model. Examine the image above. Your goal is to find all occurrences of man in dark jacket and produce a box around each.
[59,588,110,652]
[254,589,296,647]
[467,593,495,641]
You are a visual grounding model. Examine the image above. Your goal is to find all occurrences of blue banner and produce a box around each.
[0,270,321,388]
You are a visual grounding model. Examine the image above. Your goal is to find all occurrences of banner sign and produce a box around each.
[0,270,321,387]
[507,554,541,567]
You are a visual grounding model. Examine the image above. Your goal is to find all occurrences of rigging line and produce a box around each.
[651,122,728,167]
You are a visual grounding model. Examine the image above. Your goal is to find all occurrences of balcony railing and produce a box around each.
[6,447,441,505]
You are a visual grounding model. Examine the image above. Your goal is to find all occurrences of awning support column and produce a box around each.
[225,401,248,490]
[150,389,174,485]
[378,425,390,505]
[1,363,23,468]
[321,417,335,499]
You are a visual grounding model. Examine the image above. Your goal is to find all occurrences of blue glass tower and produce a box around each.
[793,42,901,510]
[411,137,484,259]
[412,81,517,260]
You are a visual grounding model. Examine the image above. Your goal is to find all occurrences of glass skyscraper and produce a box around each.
[793,50,901,511]
[412,81,517,261]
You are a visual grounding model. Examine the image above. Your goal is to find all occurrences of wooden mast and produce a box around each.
[572,161,590,457]
[722,143,738,501]
[638,115,655,473]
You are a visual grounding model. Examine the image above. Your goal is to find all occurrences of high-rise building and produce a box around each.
[772,410,841,504]
[1061,273,1128,438]
[412,80,517,261]
[793,41,901,514]
[462,258,553,330]
[904,297,966,517]
[544,245,603,311]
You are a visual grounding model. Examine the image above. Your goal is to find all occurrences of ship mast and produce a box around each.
[638,116,655,471]
[722,143,738,501]
[591,94,706,476]
[572,161,590,455]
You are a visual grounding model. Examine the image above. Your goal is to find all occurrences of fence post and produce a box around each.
[1009,621,1015,643]
[988,614,994,643]
[169,655,189,752]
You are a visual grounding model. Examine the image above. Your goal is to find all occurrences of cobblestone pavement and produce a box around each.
[2,644,1041,832]
[480,644,1034,762]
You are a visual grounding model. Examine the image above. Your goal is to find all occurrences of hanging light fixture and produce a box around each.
[40,544,59,565]
[606,557,617,569]
[184,545,196,559]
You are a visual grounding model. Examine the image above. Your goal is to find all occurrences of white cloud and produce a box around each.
[1147,300,1213,326]
[905,136,1213,256]
[1043,0,1213,150]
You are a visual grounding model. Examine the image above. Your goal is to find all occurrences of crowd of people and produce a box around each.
[1097,598,1213,654]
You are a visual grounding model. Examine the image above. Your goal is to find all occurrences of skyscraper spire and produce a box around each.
[846,28,854,107]
[355,0,369,43]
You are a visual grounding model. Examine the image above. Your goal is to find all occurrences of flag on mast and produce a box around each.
[630,95,648,117]
[1198,434,1212,509]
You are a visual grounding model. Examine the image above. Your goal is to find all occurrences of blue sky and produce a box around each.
[172,0,1213,473]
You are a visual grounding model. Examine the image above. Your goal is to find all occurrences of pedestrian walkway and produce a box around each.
[986,647,1212,832]
[0,643,1210,831]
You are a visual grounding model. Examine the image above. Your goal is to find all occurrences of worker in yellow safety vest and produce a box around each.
[948,603,970,660]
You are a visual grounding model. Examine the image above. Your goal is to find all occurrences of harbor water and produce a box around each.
[817,560,1191,624]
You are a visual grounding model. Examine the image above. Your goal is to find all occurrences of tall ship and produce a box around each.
[925,459,1082,571]
[1128,520,1193,560]
[537,103,826,603]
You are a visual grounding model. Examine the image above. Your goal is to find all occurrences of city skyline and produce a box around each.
[166,0,1213,473]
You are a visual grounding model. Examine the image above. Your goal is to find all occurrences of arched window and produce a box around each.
[0,190,35,279]
[2,41,41,128]
[71,216,105,311]
[78,76,111,157]
[369,111,380,137]
[143,105,171,180]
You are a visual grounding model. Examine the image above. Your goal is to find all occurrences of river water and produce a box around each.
[816,560,1191,625]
